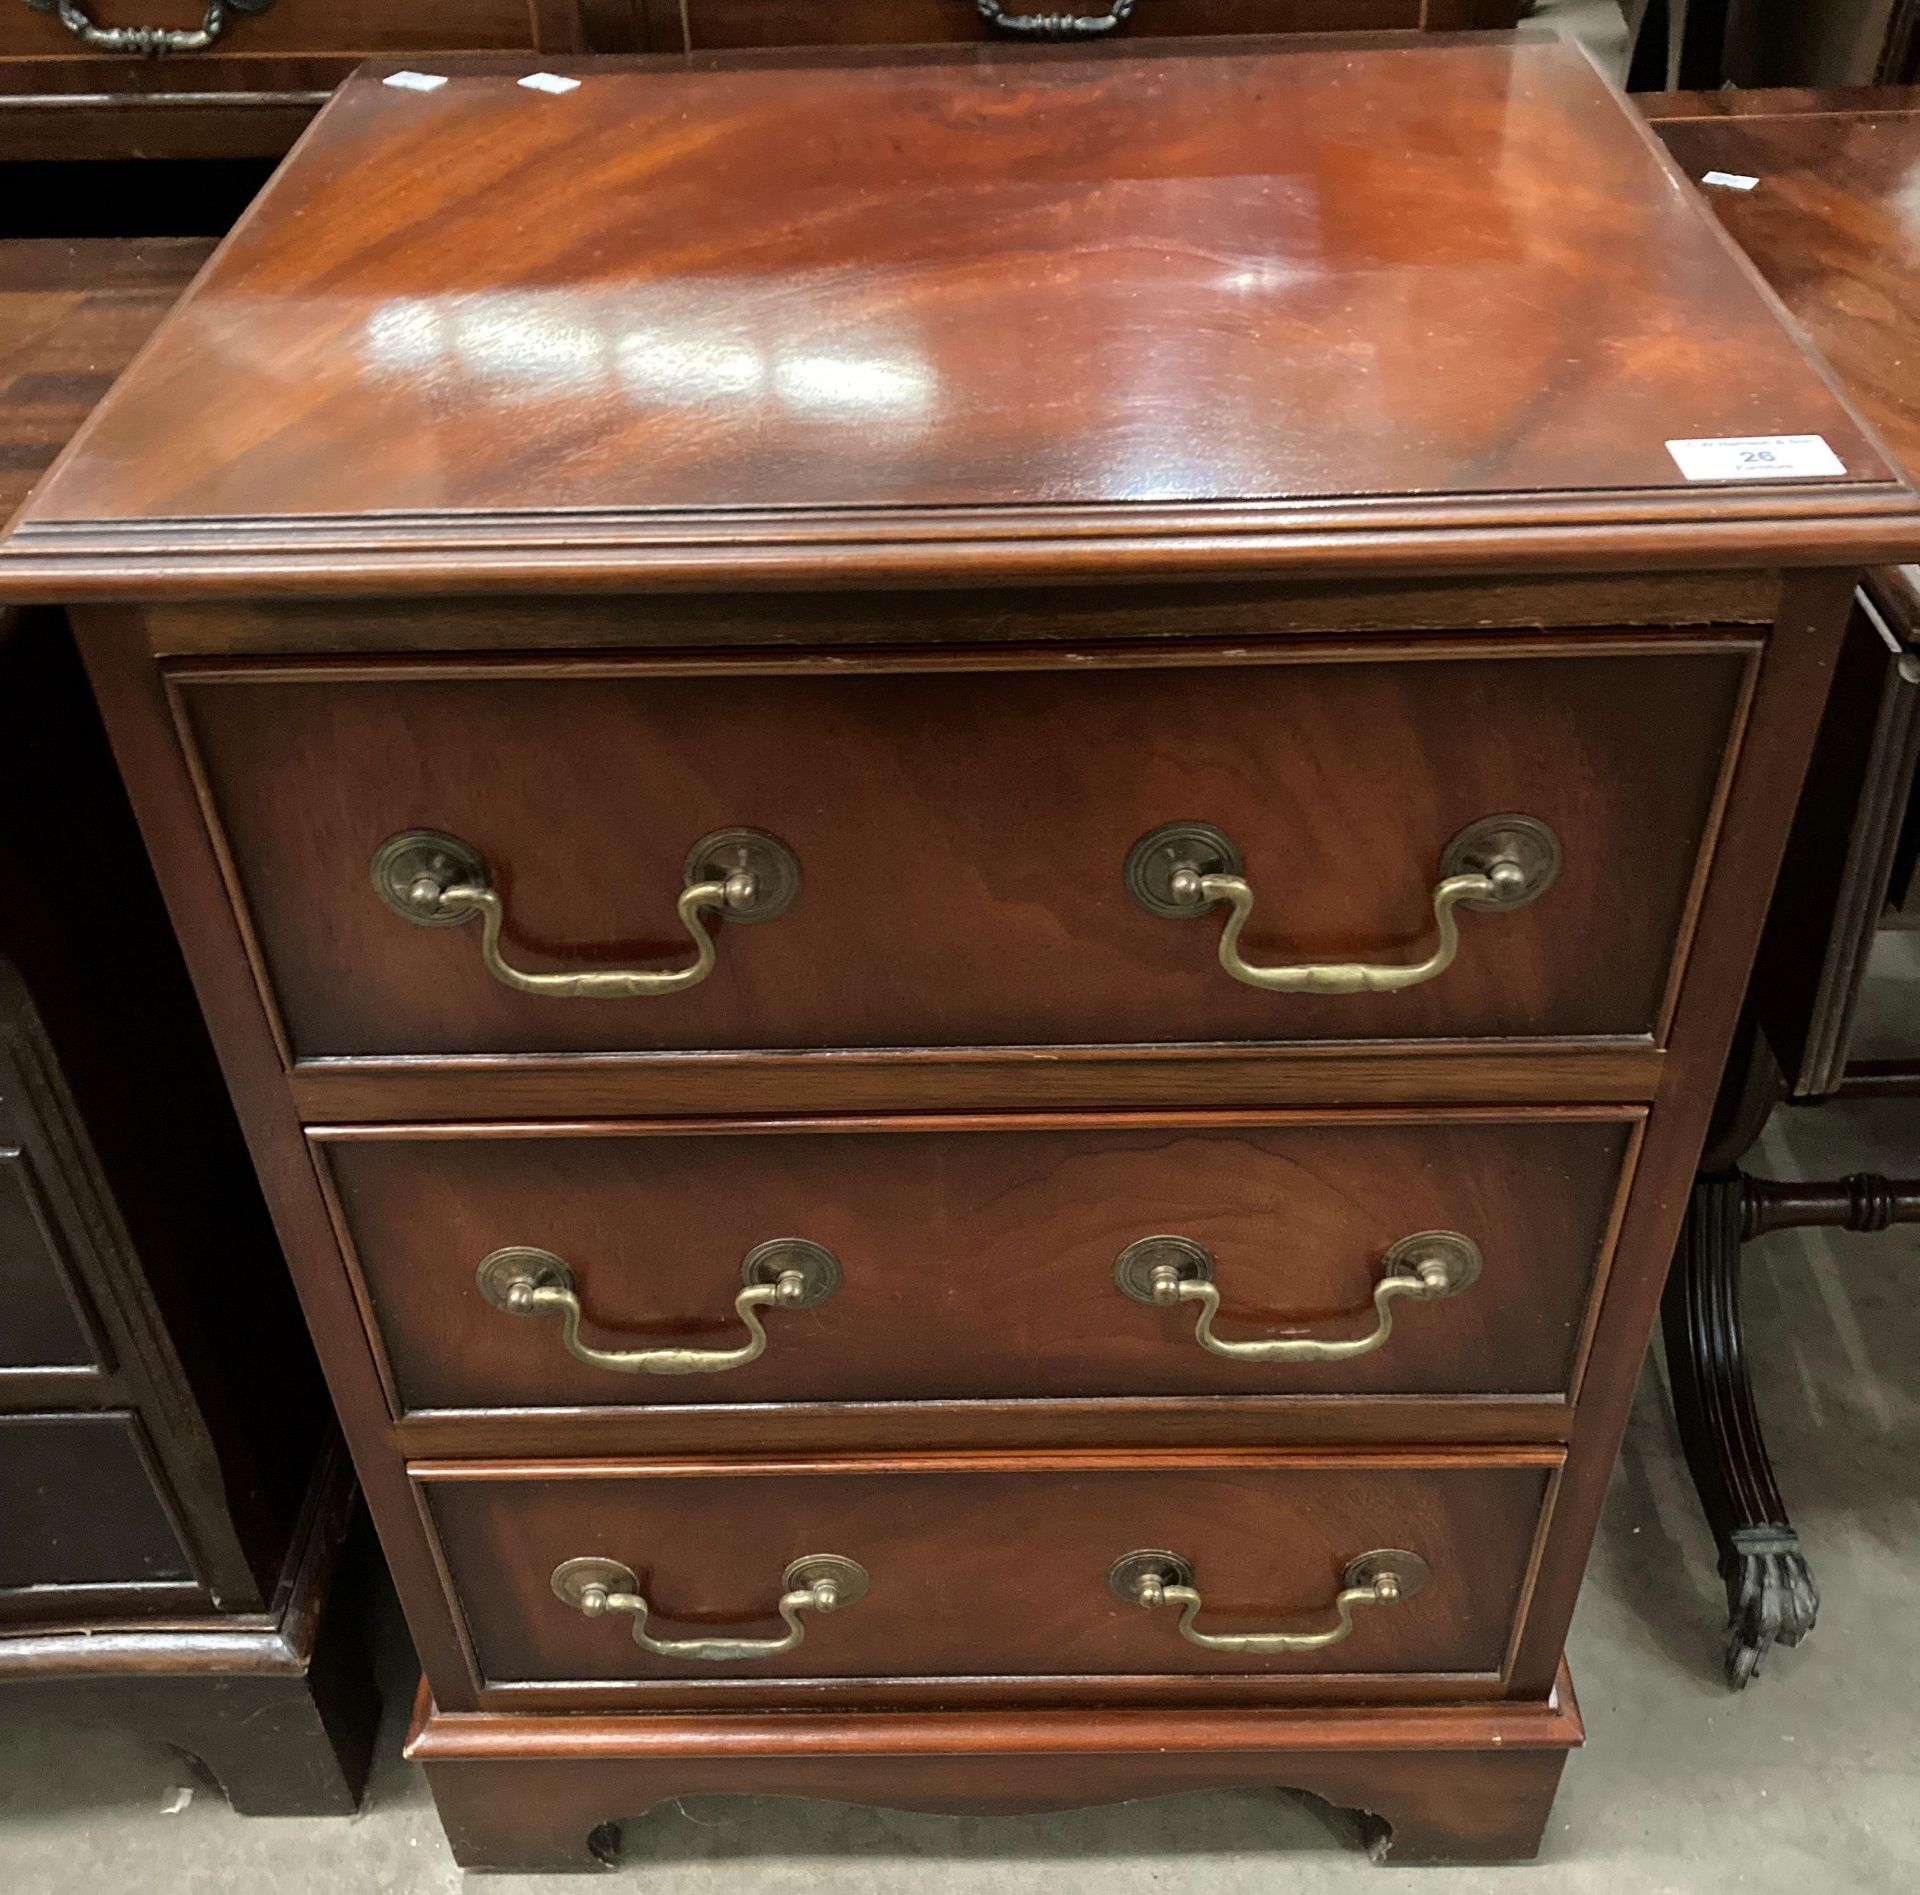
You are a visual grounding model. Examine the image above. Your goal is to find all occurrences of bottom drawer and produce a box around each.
[420,1451,1557,1697]
[0,1412,200,1621]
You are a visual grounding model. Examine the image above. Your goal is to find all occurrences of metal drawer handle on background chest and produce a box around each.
[476,1239,840,1376]
[975,0,1136,36]
[1109,1548,1430,1654]
[1124,813,1560,994]
[23,0,274,56]
[1113,1230,1481,1363]
[371,826,798,998]
[552,1554,869,1662]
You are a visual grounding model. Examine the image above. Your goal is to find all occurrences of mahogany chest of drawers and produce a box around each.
[4,35,1915,1869]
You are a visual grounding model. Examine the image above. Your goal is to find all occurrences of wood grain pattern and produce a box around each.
[171,640,1750,1058]
[416,1450,1557,1693]
[1650,96,1920,494]
[7,39,1916,596]
[0,238,213,529]
[1646,88,1920,628]
[318,1111,1636,1412]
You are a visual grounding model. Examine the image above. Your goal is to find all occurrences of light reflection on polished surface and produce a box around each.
[24,38,1894,525]
[363,289,941,424]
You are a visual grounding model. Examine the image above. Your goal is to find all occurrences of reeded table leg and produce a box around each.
[1666,1166,1920,1685]
[1662,1173,1818,1689]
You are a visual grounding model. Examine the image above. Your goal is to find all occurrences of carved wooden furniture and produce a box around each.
[1642,85,1920,1686]
[4,36,1916,1868]
[0,234,377,1814]
[1,0,1529,161]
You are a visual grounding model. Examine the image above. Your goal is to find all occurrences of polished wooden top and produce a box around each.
[5,39,1917,595]
[1647,87,1920,498]
[1648,86,1920,619]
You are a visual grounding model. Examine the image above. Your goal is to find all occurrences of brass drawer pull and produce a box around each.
[1124,814,1560,994]
[1109,1548,1429,1654]
[371,825,798,999]
[1114,1230,1481,1363]
[23,0,275,56]
[476,1239,839,1376]
[553,1554,868,1663]
[975,0,1136,36]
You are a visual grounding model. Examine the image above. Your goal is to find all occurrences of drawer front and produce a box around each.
[0,1413,196,1615]
[323,1113,1635,1413]
[0,0,541,56]
[0,1139,102,1376]
[662,0,1425,53]
[420,1453,1555,1686]
[176,642,1749,1059]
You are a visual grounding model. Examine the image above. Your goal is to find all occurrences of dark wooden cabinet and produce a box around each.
[0,240,377,1813]
[3,36,1914,1868]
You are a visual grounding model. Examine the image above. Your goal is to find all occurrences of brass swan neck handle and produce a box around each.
[371,826,798,999]
[1115,1231,1481,1364]
[477,1240,840,1377]
[1124,814,1560,995]
[1109,1548,1429,1655]
[553,1555,868,1663]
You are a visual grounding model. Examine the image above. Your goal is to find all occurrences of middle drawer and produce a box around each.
[317,1110,1636,1414]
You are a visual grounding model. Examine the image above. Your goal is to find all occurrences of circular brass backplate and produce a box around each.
[551,1556,638,1610]
[371,829,488,925]
[1107,1549,1196,1604]
[1123,821,1244,918]
[741,1239,842,1309]
[782,1554,870,1605]
[1437,814,1561,912]
[1379,1230,1483,1297]
[684,827,801,922]
[1113,1235,1215,1304]
[1343,1549,1432,1601]
[476,1246,575,1310]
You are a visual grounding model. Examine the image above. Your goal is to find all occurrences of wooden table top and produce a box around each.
[0,237,214,530]
[4,40,1916,597]
[1646,88,1920,497]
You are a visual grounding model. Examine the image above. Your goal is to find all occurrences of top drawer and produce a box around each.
[170,637,1749,1062]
